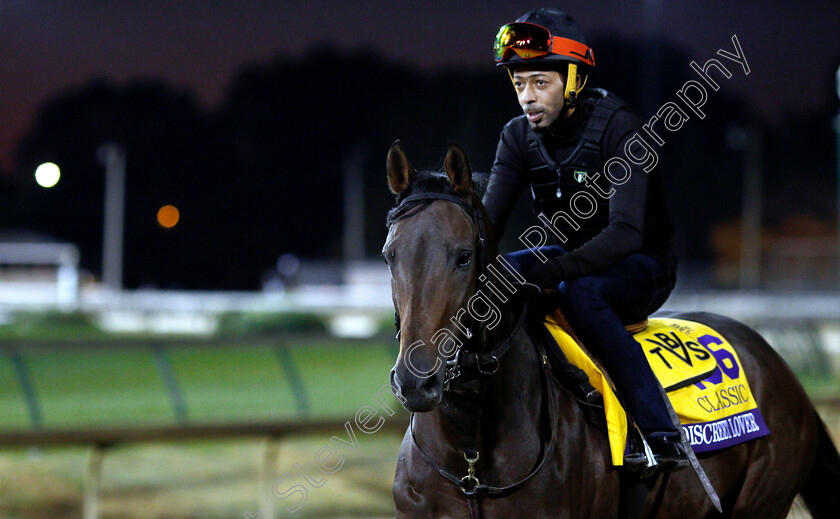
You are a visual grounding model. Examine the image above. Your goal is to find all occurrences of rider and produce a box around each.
[484,7,688,472]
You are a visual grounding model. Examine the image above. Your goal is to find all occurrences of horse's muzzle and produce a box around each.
[391,366,442,413]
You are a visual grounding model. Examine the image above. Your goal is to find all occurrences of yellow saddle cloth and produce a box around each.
[544,316,770,466]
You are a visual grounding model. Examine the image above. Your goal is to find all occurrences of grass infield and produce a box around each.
[0,321,836,518]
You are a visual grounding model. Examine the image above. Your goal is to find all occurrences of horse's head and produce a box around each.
[384,141,488,412]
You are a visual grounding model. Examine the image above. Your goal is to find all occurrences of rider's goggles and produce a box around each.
[493,22,595,67]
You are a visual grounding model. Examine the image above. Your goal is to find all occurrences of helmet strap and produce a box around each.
[506,67,516,87]
[564,63,579,108]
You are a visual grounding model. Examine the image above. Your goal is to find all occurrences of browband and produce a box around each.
[399,192,476,217]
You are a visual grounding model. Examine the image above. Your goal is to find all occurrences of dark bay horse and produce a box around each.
[384,141,840,518]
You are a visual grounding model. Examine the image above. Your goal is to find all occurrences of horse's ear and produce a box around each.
[444,141,472,195]
[387,140,416,195]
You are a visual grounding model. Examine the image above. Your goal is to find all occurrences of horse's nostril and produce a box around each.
[390,369,403,395]
[419,374,441,400]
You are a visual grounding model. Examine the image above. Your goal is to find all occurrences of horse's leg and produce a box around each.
[719,321,819,518]
[728,410,817,519]
[645,311,822,518]
[618,472,657,518]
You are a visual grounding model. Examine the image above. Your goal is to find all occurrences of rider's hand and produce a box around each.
[524,259,563,292]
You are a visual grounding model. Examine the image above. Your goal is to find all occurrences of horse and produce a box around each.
[384,140,840,518]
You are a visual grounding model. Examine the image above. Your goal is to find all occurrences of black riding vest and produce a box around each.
[526,88,625,250]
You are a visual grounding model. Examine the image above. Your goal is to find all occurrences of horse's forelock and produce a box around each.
[387,172,458,227]
[401,171,457,199]
[385,170,488,228]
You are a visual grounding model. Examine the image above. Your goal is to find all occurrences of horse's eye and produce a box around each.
[457,251,473,269]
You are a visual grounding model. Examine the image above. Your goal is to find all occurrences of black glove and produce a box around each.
[524,258,564,292]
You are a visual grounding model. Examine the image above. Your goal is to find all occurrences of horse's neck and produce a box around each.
[414,312,549,478]
[479,326,547,471]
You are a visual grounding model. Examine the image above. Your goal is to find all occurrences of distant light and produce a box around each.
[277,253,300,276]
[328,314,378,338]
[35,162,60,188]
[836,65,840,100]
[157,205,180,228]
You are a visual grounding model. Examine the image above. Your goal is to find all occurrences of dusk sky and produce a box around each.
[2,0,840,171]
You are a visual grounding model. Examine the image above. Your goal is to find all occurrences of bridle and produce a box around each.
[390,190,515,391]
[389,188,557,517]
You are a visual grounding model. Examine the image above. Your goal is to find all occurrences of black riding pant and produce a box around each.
[505,245,678,434]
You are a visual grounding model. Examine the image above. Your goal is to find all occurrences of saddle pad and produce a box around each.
[543,316,770,465]
[634,319,719,391]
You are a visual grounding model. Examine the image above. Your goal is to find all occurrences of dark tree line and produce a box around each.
[6,39,835,289]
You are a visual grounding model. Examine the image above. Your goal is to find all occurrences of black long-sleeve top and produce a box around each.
[483,91,676,280]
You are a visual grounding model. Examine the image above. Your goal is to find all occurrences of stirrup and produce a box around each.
[623,431,658,478]
[624,431,689,477]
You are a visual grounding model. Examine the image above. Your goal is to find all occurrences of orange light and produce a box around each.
[157,205,180,228]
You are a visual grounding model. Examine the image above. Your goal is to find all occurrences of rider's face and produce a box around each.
[512,69,568,129]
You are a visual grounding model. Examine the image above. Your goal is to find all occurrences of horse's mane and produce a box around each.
[386,171,489,228]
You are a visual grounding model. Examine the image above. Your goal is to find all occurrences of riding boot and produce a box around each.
[645,432,689,472]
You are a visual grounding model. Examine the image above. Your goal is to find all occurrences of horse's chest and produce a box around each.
[394,445,616,518]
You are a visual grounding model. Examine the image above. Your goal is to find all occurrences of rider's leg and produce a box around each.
[554,253,687,469]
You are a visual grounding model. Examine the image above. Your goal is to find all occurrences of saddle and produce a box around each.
[531,307,650,468]
[528,300,769,469]
[526,301,646,408]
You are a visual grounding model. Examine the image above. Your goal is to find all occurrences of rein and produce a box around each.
[392,189,557,517]
[408,321,558,498]
[442,304,526,391]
